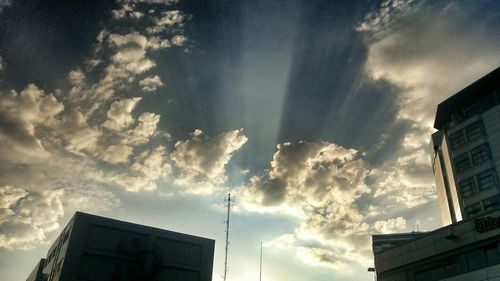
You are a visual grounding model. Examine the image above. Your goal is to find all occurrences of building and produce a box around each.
[372,67,500,281]
[26,212,215,281]
[431,67,500,225]
[373,209,500,281]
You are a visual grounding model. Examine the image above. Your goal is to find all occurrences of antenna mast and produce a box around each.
[223,193,234,281]
[259,242,263,281]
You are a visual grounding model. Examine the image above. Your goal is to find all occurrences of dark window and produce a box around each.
[470,144,490,166]
[459,177,476,198]
[477,169,497,191]
[466,248,486,270]
[483,196,500,212]
[486,243,500,265]
[449,131,466,149]
[464,203,482,218]
[455,153,471,173]
[465,121,483,142]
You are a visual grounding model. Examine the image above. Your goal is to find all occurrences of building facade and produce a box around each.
[431,67,500,225]
[373,209,500,281]
[373,67,500,281]
[26,212,215,281]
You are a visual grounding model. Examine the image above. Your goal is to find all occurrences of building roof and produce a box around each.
[433,66,500,130]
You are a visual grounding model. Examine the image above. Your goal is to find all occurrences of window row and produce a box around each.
[463,195,500,219]
[458,169,498,198]
[448,120,484,150]
[454,143,491,173]
[414,241,500,281]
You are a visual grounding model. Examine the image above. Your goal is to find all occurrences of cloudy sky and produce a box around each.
[1,0,500,280]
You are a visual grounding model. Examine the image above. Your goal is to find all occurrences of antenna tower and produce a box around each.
[223,193,234,281]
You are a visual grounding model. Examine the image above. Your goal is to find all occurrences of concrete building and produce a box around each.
[373,209,500,281]
[26,212,215,281]
[372,67,500,281]
[431,67,500,225]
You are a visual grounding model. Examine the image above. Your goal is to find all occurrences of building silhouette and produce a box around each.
[431,67,500,225]
[26,212,215,281]
[372,67,500,281]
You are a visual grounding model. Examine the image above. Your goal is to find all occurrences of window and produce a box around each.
[455,153,471,173]
[466,248,487,270]
[470,144,490,166]
[449,130,466,149]
[465,121,483,142]
[483,196,500,212]
[464,202,482,218]
[459,177,476,198]
[477,169,497,191]
[486,243,500,265]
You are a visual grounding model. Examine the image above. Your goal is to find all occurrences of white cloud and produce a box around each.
[0,186,64,250]
[359,1,500,124]
[139,75,164,92]
[112,146,171,192]
[171,35,187,46]
[147,10,186,34]
[0,56,4,71]
[0,84,64,154]
[373,217,407,234]
[102,97,142,131]
[100,144,134,164]
[171,129,247,194]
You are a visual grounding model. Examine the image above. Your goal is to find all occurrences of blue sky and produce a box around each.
[1,0,500,280]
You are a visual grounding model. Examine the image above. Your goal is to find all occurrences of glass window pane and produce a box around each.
[466,248,486,270]
[449,130,466,150]
[464,203,482,218]
[477,169,497,191]
[459,177,476,198]
[486,243,500,265]
[483,196,500,212]
[471,144,490,166]
[465,121,483,142]
[455,153,471,173]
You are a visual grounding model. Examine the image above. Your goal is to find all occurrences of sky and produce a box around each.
[0,0,500,280]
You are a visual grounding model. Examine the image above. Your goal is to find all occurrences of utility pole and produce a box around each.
[259,242,263,281]
[223,193,234,281]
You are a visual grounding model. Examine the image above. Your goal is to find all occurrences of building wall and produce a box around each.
[374,209,500,281]
[27,212,215,281]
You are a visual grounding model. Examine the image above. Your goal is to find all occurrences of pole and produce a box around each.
[223,193,233,281]
[259,242,263,281]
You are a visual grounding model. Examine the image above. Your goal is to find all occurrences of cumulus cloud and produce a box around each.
[358,1,500,124]
[242,141,376,269]
[171,129,247,194]
[0,84,64,154]
[373,217,407,233]
[0,0,191,250]
[139,75,164,92]
[102,97,142,131]
[147,10,186,34]
[0,186,64,250]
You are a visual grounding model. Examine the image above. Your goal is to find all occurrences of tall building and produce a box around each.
[431,67,500,225]
[371,67,500,281]
[26,212,215,281]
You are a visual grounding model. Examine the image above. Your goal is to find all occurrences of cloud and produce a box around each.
[243,141,375,270]
[147,10,186,34]
[373,217,407,234]
[0,0,192,252]
[139,75,164,92]
[112,146,171,192]
[0,84,64,155]
[171,129,247,194]
[102,97,143,131]
[0,56,3,71]
[358,1,500,124]
[0,186,64,250]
